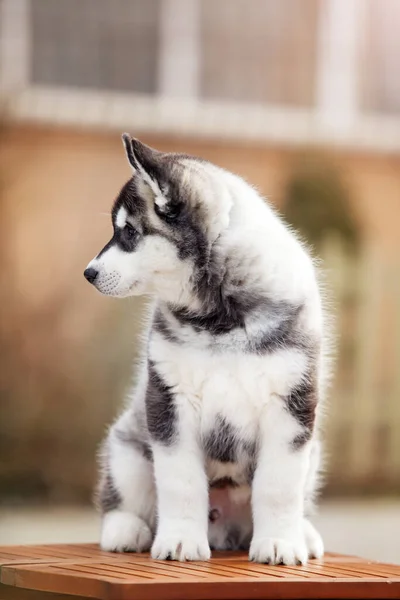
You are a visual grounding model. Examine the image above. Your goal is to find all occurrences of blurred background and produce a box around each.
[0,0,399,563]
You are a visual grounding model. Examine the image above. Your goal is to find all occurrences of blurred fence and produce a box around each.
[2,0,400,153]
[323,238,400,492]
[0,123,400,503]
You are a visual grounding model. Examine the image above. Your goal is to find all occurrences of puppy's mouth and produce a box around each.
[96,279,141,297]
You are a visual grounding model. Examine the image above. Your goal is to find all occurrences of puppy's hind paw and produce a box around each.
[100,510,152,553]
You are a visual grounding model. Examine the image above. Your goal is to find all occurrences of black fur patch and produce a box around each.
[242,439,257,483]
[115,428,153,462]
[205,417,257,474]
[152,309,180,344]
[98,472,121,513]
[170,284,268,336]
[250,304,309,353]
[159,183,208,262]
[112,178,147,221]
[116,222,141,253]
[122,134,138,170]
[96,179,147,258]
[170,301,247,335]
[169,295,311,359]
[129,138,165,183]
[97,224,141,256]
[209,476,240,489]
[204,415,238,463]
[286,374,317,449]
[292,430,312,450]
[146,361,177,445]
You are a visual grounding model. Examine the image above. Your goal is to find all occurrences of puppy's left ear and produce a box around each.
[122,134,173,212]
[122,133,139,171]
[121,134,162,179]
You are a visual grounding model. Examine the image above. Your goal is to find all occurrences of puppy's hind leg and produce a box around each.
[303,439,324,559]
[97,409,156,553]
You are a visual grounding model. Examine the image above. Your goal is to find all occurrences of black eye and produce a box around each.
[124,223,136,238]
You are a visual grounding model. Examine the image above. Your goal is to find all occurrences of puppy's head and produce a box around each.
[84,135,232,301]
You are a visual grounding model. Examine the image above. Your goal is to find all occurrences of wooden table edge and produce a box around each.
[1,546,400,600]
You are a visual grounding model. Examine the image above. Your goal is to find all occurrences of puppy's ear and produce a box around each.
[121,133,165,199]
[122,133,139,171]
[121,134,160,176]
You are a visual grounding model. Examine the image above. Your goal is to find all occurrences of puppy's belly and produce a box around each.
[208,484,252,551]
[209,484,251,518]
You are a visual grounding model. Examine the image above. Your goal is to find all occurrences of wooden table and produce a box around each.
[1,544,399,600]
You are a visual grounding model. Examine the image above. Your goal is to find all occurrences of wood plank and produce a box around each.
[1,545,400,600]
[0,545,108,566]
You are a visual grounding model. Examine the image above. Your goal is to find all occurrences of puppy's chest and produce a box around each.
[150,341,267,453]
[194,368,259,484]
[198,384,259,487]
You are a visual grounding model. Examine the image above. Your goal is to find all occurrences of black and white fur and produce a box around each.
[84,135,329,565]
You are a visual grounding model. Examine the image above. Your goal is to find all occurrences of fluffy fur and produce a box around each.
[84,134,329,565]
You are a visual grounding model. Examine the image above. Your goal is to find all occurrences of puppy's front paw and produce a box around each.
[249,536,308,565]
[101,510,152,553]
[303,518,324,559]
[151,527,210,561]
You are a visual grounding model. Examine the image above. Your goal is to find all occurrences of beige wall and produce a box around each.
[1,124,399,499]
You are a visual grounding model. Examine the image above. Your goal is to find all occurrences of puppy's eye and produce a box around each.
[125,223,136,238]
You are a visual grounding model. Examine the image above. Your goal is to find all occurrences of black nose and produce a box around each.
[84,267,98,284]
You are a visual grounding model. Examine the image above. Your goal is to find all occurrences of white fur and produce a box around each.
[249,396,310,564]
[87,237,196,302]
[115,206,127,229]
[101,510,152,553]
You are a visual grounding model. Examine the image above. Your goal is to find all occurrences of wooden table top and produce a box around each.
[1,544,399,600]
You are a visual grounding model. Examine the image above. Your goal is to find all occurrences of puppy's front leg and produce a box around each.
[250,393,312,565]
[151,441,210,561]
[148,377,210,561]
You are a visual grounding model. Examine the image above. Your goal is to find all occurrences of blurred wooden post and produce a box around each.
[349,245,382,480]
[158,0,200,98]
[315,0,365,135]
[389,260,400,480]
[0,0,30,96]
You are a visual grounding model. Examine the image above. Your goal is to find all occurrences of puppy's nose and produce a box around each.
[84,267,98,284]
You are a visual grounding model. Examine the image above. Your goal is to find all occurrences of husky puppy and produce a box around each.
[84,134,328,565]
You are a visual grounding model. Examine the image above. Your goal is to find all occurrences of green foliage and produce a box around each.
[283,154,359,251]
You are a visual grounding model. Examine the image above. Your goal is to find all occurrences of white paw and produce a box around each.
[101,510,153,552]
[303,518,324,559]
[151,527,211,561]
[249,536,308,565]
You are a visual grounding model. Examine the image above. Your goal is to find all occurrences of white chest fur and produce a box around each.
[149,333,308,442]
